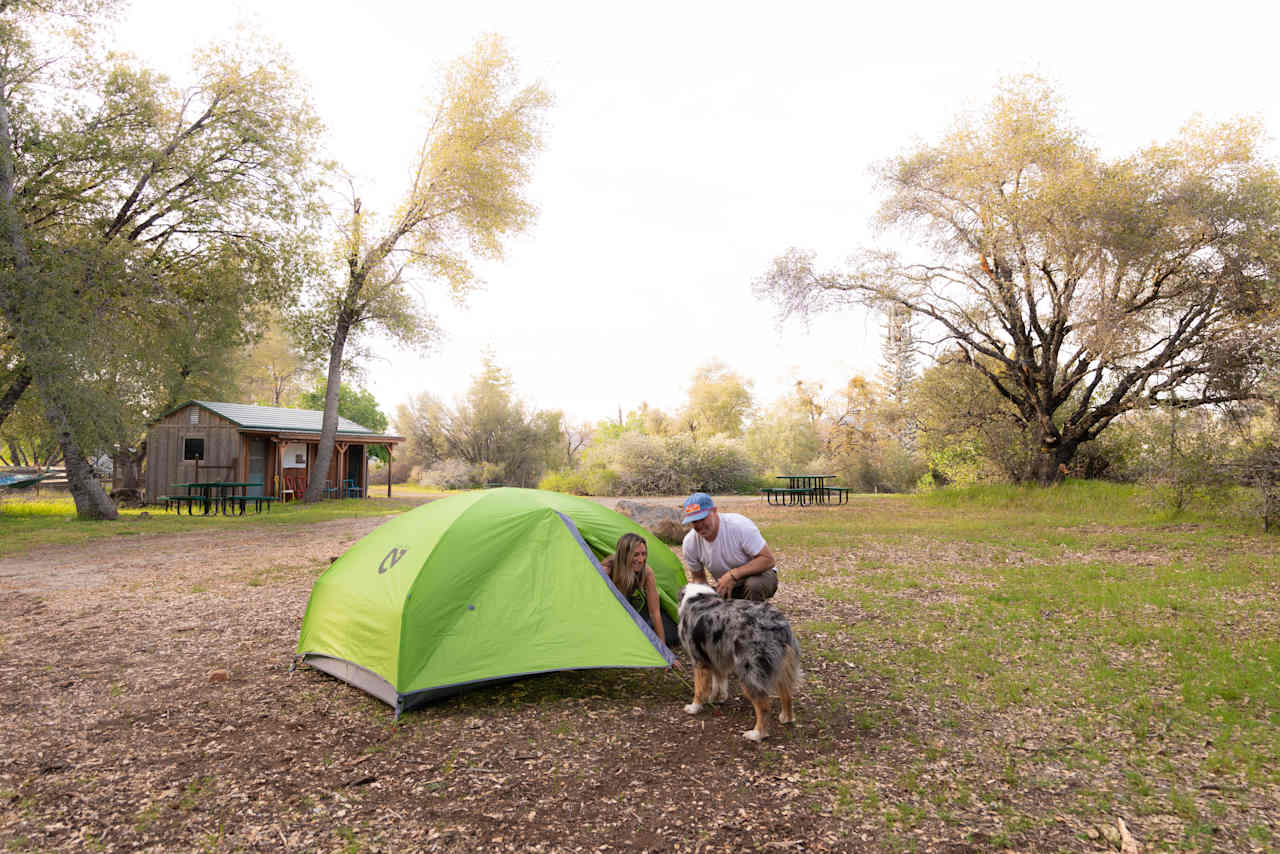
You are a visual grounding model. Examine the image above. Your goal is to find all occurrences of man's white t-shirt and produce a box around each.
[682,513,768,580]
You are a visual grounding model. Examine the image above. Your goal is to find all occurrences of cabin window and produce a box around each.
[189,407,200,425]
[282,442,306,468]
[183,437,205,461]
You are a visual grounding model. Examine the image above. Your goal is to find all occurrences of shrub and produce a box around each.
[538,469,591,495]
[580,432,757,495]
[1097,408,1236,513]
[1143,445,1233,515]
[913,442,1007,490]
[418,458,480,490]
[685,435,760,493]
[473,461,505,487]
[595,432,683,495]
[369,459,413,485]
[584,466,620,495]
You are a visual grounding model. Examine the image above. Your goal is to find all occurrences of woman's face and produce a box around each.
[628,542,647,571]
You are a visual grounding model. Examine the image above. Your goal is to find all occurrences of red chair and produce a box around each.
[279,471,305,501]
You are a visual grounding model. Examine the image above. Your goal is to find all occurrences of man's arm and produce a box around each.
[732,542,776,579]
[683,531,707,585]
[713,544,775,596]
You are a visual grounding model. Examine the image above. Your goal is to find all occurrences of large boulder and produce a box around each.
[615,499,688,545]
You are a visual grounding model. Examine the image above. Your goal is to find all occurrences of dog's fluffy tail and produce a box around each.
[777,643,802,697]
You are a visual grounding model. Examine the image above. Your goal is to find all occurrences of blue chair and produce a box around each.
[344,478,362,498]
[323,479,339,498]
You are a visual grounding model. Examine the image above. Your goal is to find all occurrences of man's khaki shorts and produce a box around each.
[726,568,778,602]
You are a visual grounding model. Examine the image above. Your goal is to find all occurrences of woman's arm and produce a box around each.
[643,566,665,646]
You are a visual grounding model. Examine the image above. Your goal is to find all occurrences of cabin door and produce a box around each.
[347,445,364,492]
[247,439,266,497]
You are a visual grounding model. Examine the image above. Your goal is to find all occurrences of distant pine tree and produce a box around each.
[878,304,918,450]
[878,303,916,402]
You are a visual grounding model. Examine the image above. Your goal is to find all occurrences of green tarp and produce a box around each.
[296,488,684,713]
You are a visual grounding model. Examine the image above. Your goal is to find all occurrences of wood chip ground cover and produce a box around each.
[1,494,1278,852]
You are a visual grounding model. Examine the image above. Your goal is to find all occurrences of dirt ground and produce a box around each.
[0,496,1222,853]
[2,496,878,854]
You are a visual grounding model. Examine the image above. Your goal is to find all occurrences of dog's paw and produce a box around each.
[778,711,795,725]
[684,703,703,715]
[743,729,766,742]
[710,680,730,703]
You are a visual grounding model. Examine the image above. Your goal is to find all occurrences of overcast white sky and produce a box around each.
[115,0,1280,426]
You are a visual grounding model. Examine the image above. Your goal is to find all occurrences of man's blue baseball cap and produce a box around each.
[682,492,715,523]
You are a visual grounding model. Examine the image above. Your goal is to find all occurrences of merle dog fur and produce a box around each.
[677,583,801,739]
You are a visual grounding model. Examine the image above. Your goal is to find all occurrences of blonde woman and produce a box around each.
[600,532,674,650]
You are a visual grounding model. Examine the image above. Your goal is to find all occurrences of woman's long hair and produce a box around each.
[610,532,647,598]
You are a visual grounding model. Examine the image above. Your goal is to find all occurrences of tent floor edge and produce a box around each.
[302,654,679,715]
[302,653,400,709]
[394,666,680,715]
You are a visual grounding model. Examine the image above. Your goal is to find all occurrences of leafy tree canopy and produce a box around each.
[297,382,387,434]
[393,354,562,487]
[744,390,822,477]
[758,76,1280,484]
[680,360,754,438]
[1,1,323,516]
[238,315,313,407]
[295,35,550,501]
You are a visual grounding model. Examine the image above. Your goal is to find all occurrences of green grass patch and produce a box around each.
[760,480,1280,844]
[177,776,216,811]
[0,491,425,558]
[241,564,293,587]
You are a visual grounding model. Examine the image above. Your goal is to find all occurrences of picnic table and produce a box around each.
[761,474,849,506]
[166,481,268,515]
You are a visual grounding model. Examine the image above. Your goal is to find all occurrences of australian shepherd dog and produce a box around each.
[677,583,801,741]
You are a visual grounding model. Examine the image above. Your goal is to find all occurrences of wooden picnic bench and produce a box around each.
[165,481,267,515]
[221,495,280,515]
[762,475,846,506]
[161,494,211,515]
[761,487,813,506]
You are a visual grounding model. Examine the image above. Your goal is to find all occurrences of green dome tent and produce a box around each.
[296,488,684,714]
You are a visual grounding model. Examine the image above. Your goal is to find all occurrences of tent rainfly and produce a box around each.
[295,488,684,714]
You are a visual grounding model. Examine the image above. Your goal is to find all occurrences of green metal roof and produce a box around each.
[161,400,399,440]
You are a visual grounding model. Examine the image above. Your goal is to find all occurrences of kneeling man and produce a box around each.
[681,492,777,602]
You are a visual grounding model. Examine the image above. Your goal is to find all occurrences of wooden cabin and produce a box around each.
[144,401,403,504]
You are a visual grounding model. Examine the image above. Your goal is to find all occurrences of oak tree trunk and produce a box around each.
[45,397,118,519]
[1029,430,1082,486]
[1,65,116,519]
[303,315,350,503]
[0,363,30,432]
[112,441,145,492]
